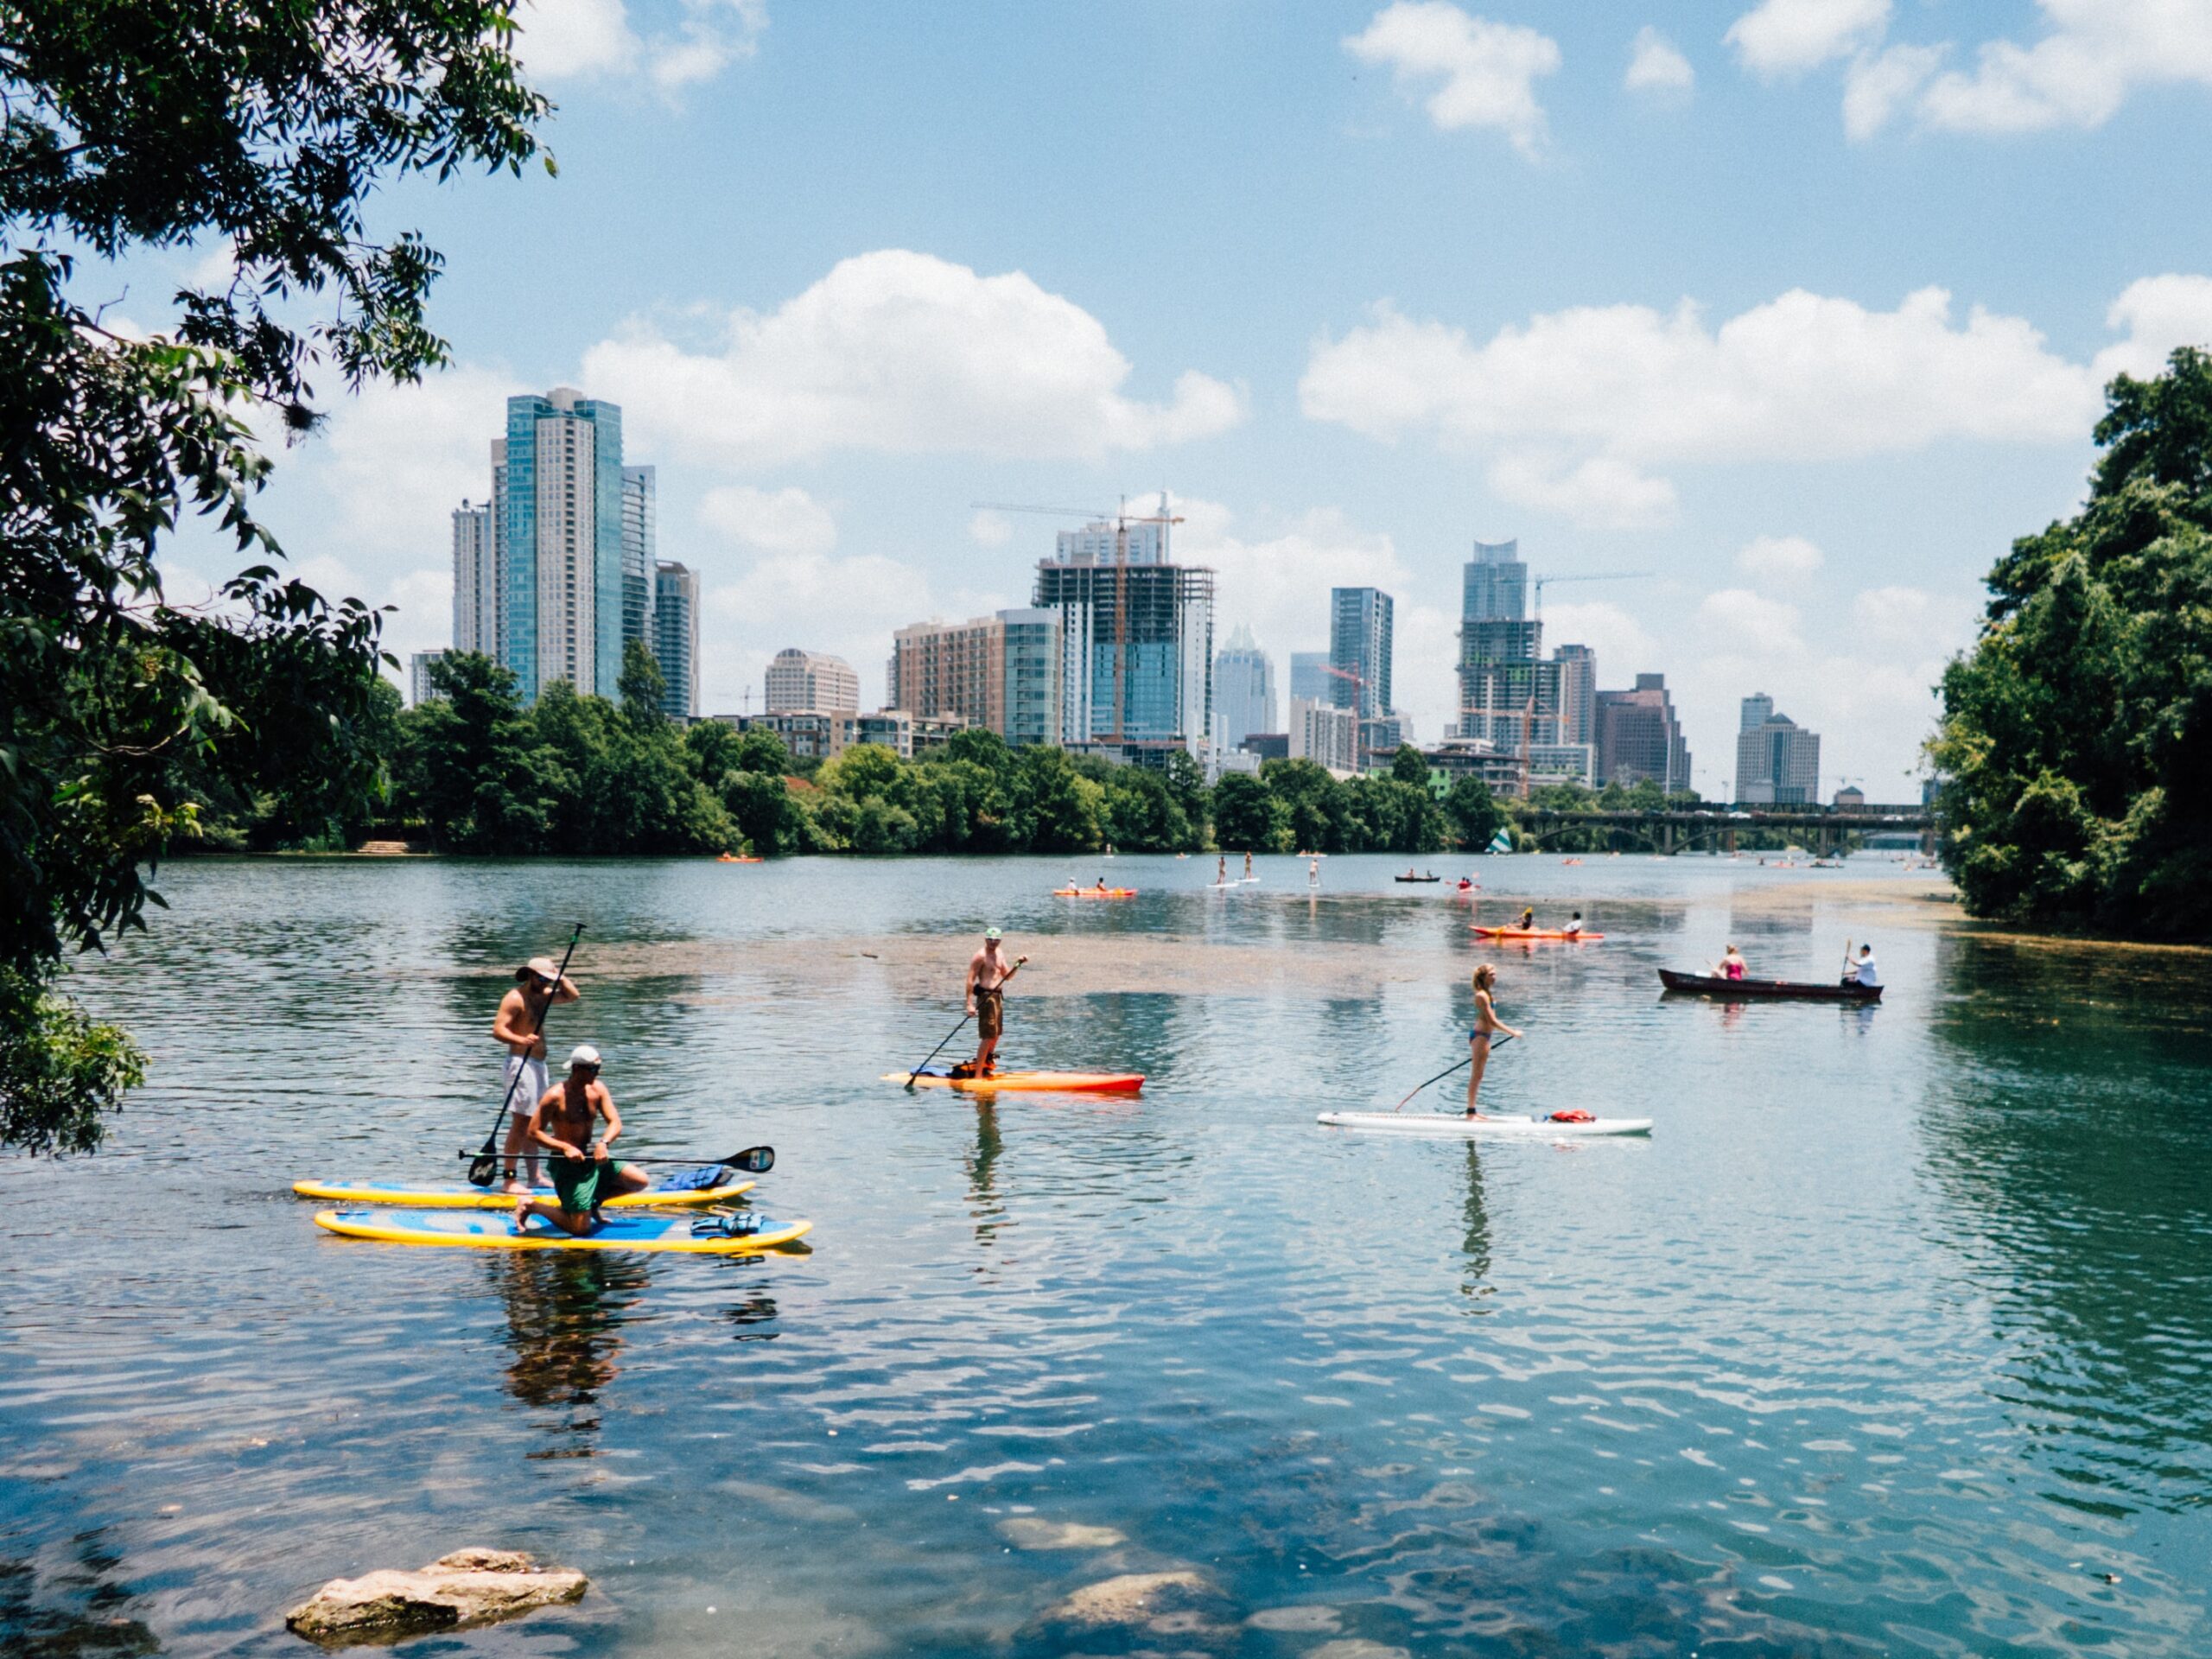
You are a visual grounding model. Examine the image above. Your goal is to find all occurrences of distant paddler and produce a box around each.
[1845,943,1880,988]
[1517,906,1535,931]
[954,926,1027,1080]
[1465,963,1524,1118]
[493,953,580,1195]
[513,1045,650,1236]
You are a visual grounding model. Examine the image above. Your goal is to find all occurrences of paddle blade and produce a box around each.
[465,1135,499,1188]
[728,1146,774,1174]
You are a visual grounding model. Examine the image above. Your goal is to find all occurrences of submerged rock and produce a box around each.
[997,1516,1128,1551]
[1021,1568,1240,1651]
[285,1548,585,1647]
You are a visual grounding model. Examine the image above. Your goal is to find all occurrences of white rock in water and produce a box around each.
[996,1517,1127,1550]
[1039,1569,1212,1628]
[285,1548,586,1647]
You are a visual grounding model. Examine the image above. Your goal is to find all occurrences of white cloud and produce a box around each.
[582,250,1243,469]
[1915,0,2212,135]
[1851,583,1943,651]
[303,363,523,562]
[1344,3,1562,156]
[1625,26,1694,95]
[1300,283,2144,518]
[1487,453,1677,530]
[698,484,837,556]
[1543,599,1656,680]
[1735,534,1823,585]
[1726,0,1890,78]
[514,0,766,90]
[1699,588,1808,656]
[1842,43,1944,140]
[967,510,1014,549]
[2092,274,2212,380]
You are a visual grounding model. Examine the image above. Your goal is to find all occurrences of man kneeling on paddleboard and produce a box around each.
[514,1046,650,1236]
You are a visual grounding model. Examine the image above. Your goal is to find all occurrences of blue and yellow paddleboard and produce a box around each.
[291,1177,753,1211]
[314,1207,812,1255]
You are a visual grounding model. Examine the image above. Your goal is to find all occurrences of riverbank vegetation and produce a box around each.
[1931,349,2212,939]
[2,2,548,1151]
[372,651,1485,859]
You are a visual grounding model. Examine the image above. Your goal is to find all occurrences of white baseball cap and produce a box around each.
[569,1044,601,1069]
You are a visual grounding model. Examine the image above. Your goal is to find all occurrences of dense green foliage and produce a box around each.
[1931,349,2212,938]
[376,683,1459,858]
[2,1,547,1150]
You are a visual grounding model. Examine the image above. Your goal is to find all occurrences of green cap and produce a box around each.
[984,926,1002,940]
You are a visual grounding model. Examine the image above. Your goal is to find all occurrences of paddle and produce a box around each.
[460,1145,774,1173]
[1390,1033,1514,1110]
[465,924,583,1188]
[1840,937,1854,988]
[906,955,1027,1088]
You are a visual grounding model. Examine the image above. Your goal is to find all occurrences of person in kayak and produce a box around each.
[1562,911,1585,937]
[1465,963,1523,1117]
[1517,906,1535,931]
[1720,944,1748,981]
[957,927,1027,1078]
[1847,944,1879,988]
[493,954,580,1196]
[513,1045,648,1235]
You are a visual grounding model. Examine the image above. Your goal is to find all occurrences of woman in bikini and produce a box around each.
[1466,963,1523,1117]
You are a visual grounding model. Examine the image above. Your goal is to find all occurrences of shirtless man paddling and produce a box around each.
[493,955,580,1194]
[514,1045,649,1236]
[960,928,1027,1078]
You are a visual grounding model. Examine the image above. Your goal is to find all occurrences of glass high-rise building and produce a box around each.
[1554,643,1597,747]
[451,502,495,657]
[1213,625,1277,746]
[1034,518,1213,760]
[1328,587,1393,720]
[652,561,699,721]
[1735,696,1819,804]
[1288,652,1332,703]
[497,387,626,701]
[622,466,657,663]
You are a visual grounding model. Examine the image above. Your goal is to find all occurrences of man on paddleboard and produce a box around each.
[958,927,1026,1078]
[493,955,580,1195]
[514,1045,649,1235]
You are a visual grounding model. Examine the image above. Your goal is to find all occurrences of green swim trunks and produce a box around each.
[550,1155,634,1216]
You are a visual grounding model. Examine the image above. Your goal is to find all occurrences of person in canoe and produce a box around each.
[1465,963,1523,1117]
[1562,911,1585,937]
[1720,944,1748,981]
[1517,906,1535,931]
[513,1045,649,1235]
[1846,944,1879,988]
[956,927,1027,1079]
[493,954,581,1196]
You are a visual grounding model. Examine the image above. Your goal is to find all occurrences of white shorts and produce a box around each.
[505,1054,549,1120]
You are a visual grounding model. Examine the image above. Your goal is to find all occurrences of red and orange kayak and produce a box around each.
[1054,887,1136,898]
[1471,926,1605,941]
[886,1070,1145,1094]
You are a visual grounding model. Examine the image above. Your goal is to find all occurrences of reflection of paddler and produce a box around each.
[966,1099,1004,1249]
[956,927,1027,1079]
[493,1250,649,1429]
[1459,1143,1491,1298]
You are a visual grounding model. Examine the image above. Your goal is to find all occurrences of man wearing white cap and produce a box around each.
[954,926,1026,1079]
[515,1045,649,1235]
[492,954,580,1194]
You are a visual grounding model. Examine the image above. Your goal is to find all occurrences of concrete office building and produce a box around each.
[1736,696,1821,804]
[1554,644,1597,747]
[622,466,657,662]
[1213,626,1277,749]
[765,648,861,715]
[1328,587,1393,719]
[496,387,626,701]
[1288,652,1332,703]
[652,561,699,721]
[451,503,496,658]
[409,649,449,708]
[1594,674,1693,791]
[887,608,1062,747]
[1289,696,1360,775]
[1033,518,1213,761]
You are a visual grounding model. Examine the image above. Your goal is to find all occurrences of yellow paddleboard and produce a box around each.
[314,1207,812,1255]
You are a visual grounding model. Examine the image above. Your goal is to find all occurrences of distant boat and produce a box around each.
[1659,969,1881,1003]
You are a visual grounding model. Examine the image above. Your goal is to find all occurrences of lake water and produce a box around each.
[4,854,2209,1657]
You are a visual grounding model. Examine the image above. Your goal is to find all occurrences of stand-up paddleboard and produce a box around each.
[1471,926,1605,941]
[314,1208,812,1254]
[291,1177,753,1211]
[1318,1111,1650,1138]
[887,1070,1144,1094]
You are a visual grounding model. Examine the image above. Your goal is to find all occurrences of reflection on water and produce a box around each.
[4,855,2209,1656]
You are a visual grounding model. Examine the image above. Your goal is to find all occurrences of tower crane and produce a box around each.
[1533,570,1653,619]
[969,495,1185,744]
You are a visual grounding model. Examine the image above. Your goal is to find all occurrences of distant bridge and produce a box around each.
[1516,804,1935,855]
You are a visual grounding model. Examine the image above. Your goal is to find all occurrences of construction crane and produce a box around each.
[1532,570,1653,618]
[969,495,1185,744]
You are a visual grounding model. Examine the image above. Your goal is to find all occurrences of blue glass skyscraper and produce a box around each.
[498,387,626,701]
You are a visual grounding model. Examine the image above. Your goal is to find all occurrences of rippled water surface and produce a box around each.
[4,854,2209,1656]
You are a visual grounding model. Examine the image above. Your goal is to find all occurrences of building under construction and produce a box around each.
[1033,515,1214,765]
[1456,537,1593,788]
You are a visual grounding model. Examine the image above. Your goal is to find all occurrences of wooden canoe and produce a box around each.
[1658,969,1882,1002]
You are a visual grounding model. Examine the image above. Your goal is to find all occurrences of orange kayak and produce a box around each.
[1471,926,1605,941]
[1053,887,1136,898]
[717,854,763,863]
[885,1070,1145,1094]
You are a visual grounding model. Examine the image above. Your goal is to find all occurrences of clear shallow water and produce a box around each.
[3,854,2209,1656]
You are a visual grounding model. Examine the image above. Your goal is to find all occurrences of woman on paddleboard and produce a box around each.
[1466,963,1522,1118]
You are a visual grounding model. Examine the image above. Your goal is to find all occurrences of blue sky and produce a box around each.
[155,0,2212,797]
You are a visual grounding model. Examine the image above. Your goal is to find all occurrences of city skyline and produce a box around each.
[141,3,2212,797]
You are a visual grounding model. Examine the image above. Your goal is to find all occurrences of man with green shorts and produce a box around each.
[513,1045,650,1235]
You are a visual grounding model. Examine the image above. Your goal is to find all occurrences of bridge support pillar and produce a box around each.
[1723,827,1736,855]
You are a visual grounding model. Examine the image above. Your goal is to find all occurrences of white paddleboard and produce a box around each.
[1318,1111,1652,1138]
